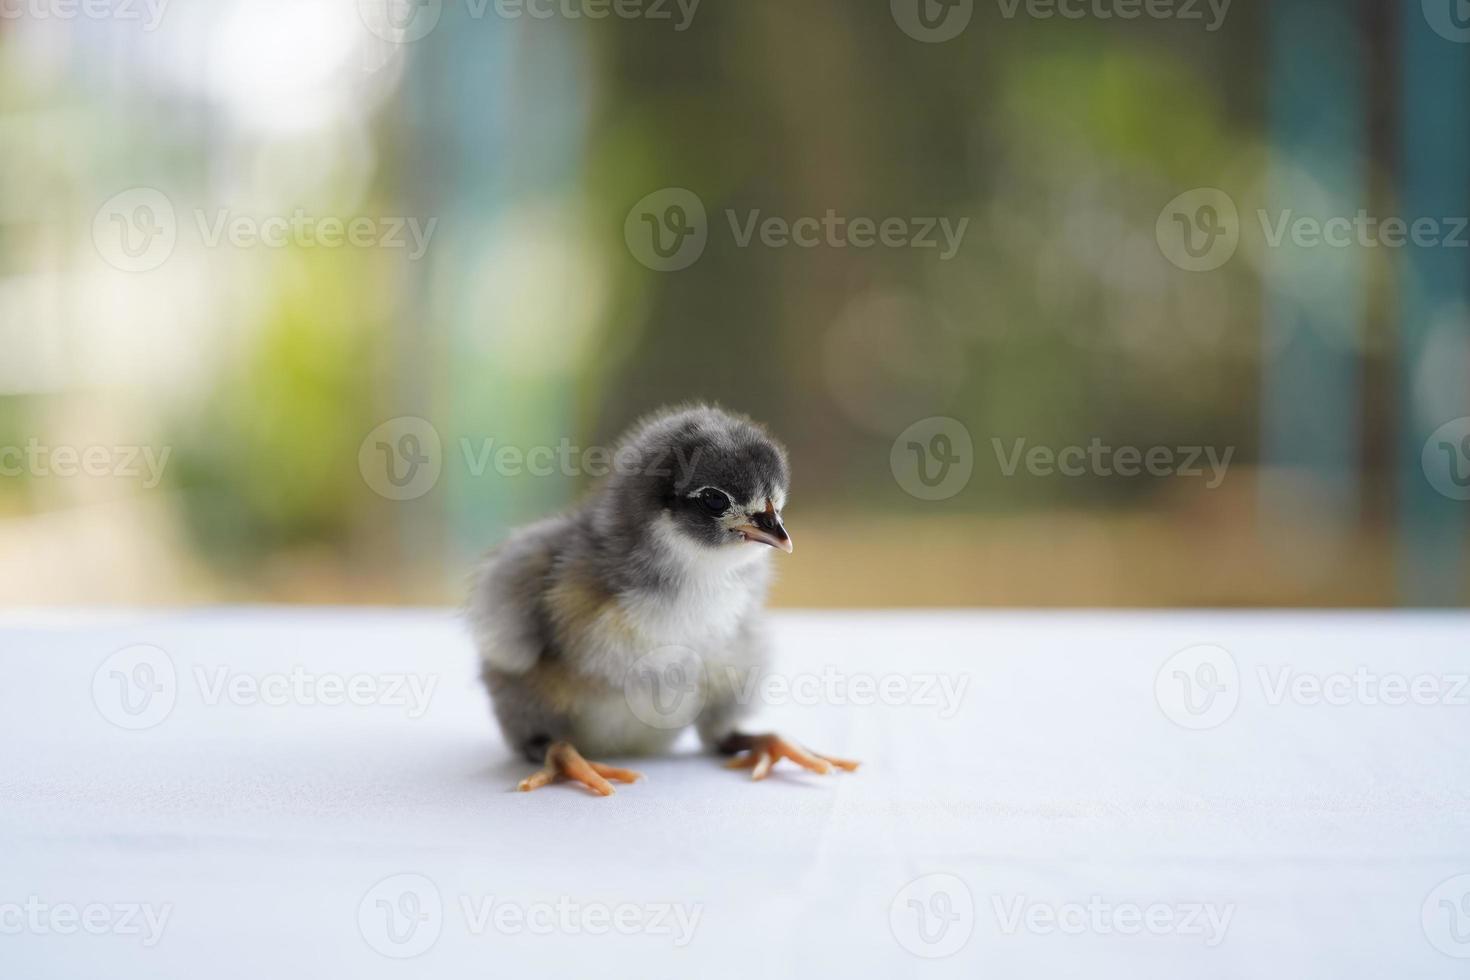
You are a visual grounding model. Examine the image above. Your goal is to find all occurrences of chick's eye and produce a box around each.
[698,488,729,514]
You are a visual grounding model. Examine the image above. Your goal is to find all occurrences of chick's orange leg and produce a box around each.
[517,741,642,797]
[721,732,860,781]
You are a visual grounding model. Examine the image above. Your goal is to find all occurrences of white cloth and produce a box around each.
[2,608,1466,978]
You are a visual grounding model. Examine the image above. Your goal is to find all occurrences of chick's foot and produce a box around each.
[721,732,860,781]
[517,741,643,797]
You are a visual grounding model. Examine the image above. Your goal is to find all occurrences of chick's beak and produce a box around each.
[735,501,793,554]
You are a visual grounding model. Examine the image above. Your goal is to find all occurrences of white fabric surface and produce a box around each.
[2,608,1468,978]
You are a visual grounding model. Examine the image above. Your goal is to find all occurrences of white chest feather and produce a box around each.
[584,514,769,664]
[619,574,753,646]
[561,517,772,753]
[643,511,769,624]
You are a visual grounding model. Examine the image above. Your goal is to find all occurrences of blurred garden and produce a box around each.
[0,0,1465,606]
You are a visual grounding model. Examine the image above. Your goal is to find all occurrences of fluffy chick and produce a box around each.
[468,404,857,795]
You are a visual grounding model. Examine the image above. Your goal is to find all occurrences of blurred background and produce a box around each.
[1,0,1467,607]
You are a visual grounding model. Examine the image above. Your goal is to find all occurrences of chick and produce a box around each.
[468,404,858,796]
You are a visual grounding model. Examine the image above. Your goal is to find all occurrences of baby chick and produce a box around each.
[468,404,858,796]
